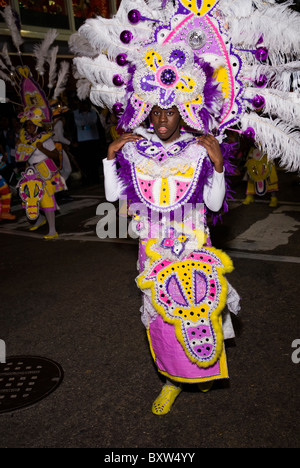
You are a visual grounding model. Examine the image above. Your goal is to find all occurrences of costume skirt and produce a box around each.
[137,238,240,384]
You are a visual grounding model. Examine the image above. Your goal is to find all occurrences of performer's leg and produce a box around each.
[269,193,278,207]
[44,211,58,238]
[197,381,214,392]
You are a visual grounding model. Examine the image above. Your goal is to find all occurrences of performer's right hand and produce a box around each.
[107,133,143,160]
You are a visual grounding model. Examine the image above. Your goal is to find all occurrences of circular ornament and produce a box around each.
[128,9,141,24]
[112,102,124,114]
[243,127,256,139]
[252,95,265,109]
[116,53,128,67]
[255,74,268,88]
[187,29,207,50]
[113,75,124,87]
[120,30,133,44]
[255,47,268,62]
[160,68,177,85]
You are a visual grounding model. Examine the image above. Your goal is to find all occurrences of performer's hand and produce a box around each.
[107,133,143,160]
[197,134,224,173]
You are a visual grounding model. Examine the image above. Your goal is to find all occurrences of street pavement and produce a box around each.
[0,169,299,449]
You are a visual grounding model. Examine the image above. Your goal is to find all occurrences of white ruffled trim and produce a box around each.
[122,138,206,178]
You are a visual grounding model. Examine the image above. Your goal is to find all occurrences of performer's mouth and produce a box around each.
[157,127,168,135]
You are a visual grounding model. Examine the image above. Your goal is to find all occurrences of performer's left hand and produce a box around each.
[197,134,224,173]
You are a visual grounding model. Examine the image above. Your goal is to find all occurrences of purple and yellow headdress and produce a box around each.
[71,0,300,172]
[0,6,70,127]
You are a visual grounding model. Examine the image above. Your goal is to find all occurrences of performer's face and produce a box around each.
[150,105,181,142]
[25,120,38,135]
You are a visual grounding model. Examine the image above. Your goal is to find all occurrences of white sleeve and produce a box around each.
[203,169,226,212]
[53,120,71,145]
[103,158,124,202]
[43,138,56,151]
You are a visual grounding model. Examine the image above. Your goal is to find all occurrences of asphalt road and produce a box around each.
[0,169,299,449]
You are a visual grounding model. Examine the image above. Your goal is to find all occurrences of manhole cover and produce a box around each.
[0,356,64,413]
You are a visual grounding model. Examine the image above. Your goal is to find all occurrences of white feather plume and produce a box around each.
[223,2,300,64]
[76,78,91,101]
[47,46,58,90]
[218,0,255,18]
[244,87,300,125]
[68,32,98,58]
[74,55,129,88]
[53,61,69,99]
[240,112,300,172]
[243,62,300,93]
[33,29,58,76]
[0,56,10,72]
[90,85,127,110]
[1,43,14,71]
[0,6,23,53]
[0,69,14,85]
[77,17,139,60]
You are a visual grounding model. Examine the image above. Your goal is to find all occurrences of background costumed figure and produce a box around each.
[0,6,70,238]
[70,0,300,414]
[243,146,279,207]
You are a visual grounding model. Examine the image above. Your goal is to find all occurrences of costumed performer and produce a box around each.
[16,106,65,239]
[104,104,240,414]
[243,145,279,207]
[0,7,71,238]
[70,0,300,415]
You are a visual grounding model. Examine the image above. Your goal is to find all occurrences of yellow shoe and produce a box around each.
[152,384,182,416]
[43,233,58,240]
[242,194,254,205]
[29,219,47,231]
[197,381,214,393]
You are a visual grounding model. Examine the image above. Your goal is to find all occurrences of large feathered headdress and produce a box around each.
[70,0,300,172]
[0,6,70,125]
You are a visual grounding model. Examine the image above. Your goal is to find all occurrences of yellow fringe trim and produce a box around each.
[137,237,234,369]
